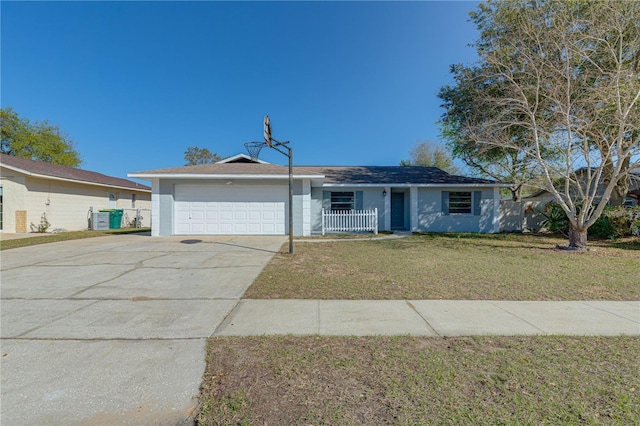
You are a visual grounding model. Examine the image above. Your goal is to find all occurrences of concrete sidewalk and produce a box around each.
[215,299,640,337]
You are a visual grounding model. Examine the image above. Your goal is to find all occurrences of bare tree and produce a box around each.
[400,140,458,174]
[184,146,222,165]
[448,0,639,248]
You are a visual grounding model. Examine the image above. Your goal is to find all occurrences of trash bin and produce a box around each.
[110,209,124,229]
[99,209,123,229]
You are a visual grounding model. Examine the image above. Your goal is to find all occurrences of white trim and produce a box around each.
[2,164,151,193]
[128,173,324,180]
[215,154,270,164]
[322,183,511,188]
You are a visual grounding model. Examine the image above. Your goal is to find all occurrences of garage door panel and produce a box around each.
[174,184,287,235]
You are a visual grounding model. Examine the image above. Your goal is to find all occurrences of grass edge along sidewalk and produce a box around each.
[245,233,640,301]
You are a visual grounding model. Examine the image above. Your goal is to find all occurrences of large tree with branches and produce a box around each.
[440,0,639,248]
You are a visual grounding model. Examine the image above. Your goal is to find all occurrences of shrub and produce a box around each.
[539,203,639,239]
[30,212,51,233]
[539,202,570,235]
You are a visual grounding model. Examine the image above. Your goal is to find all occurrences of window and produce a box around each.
[331,191,354,211]
[0,186,3,231]
[131,194,137,208]
[449,191,472,214]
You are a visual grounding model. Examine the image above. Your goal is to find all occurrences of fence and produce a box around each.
[499,200,549,233]
[321,208,378,235]
[121,208,152,228]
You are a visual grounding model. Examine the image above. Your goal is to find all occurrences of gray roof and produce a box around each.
[131,162,501,185]
[1,154,151,191]
[304,166,498,185]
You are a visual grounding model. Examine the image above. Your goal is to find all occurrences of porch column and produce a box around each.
[151,178,160,237]
[302,179,311,236]
[410,186,419,232]
[384,186,391,231]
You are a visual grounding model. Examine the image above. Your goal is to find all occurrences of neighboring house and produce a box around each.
[128,154,509,237]
[0,153,151,233]
[499,167,640,233]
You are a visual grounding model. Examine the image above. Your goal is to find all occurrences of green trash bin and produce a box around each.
[99,209,123,229]
[110,209,124,229]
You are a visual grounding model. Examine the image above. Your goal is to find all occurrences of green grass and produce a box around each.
[245,233,640,300]
[0,228,151,250]
[197,336,640,425]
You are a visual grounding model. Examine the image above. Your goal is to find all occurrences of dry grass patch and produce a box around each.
[245,233,640,300]
[197,336,640,425]
[0,228,150,250]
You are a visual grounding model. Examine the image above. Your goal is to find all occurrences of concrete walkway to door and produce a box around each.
[0,234,285,425]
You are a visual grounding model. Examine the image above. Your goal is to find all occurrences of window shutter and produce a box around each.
[473,191,482,216]
[441,191,449,215]
[355,191,363,210]
[323,191,331,210]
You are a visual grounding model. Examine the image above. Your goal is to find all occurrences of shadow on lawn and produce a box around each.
[408,232,640,252]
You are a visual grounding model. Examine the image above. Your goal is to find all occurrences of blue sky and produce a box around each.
[2,1,480,181]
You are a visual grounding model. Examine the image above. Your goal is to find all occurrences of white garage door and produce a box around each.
[174,184,287,235]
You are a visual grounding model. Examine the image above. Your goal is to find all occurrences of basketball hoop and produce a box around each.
[244,141,266,161]
[264,115,272,147]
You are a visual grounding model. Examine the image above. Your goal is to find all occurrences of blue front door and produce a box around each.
[391,192,405,230]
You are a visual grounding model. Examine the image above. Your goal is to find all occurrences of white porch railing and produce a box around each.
[322,208,378,235]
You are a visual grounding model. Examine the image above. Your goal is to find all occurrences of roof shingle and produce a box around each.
[1,154,151,191]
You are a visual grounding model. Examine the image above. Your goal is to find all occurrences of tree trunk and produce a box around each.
[608,177,629,207]
[510,184,522,202]
[568,226,588,249]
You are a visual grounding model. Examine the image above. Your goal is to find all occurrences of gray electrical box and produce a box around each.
[92,212,110,230]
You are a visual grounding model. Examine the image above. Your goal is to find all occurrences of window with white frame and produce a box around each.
[331,191,355,211]
[448,191,472,214]
[131,194,136,208]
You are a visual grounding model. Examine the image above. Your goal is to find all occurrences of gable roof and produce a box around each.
[216,153,269,164]
[1,154,151,192]
[129,162,505,186]
[129,162,324,179]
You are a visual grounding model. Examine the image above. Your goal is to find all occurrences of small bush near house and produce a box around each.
[30,212,51,233]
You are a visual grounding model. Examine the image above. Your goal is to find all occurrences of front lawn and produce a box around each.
[244,233,640,300]
[198,336,640,425]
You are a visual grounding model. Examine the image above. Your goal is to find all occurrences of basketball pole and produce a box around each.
[269,138,293,254]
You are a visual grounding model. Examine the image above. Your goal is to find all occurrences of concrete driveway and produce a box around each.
[1,233,285,425]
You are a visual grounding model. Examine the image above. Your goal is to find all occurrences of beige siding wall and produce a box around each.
[1,167,150,233]
[1,176,27,233]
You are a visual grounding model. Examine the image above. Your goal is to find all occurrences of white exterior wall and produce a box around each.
[0,168,150,233]
[302,179,311,236]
